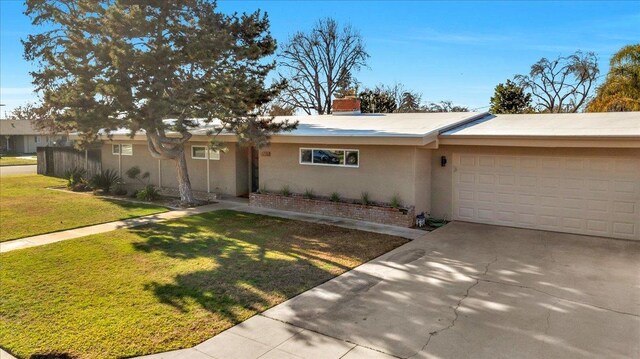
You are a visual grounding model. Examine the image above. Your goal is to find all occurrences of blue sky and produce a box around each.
[1,1,638,116]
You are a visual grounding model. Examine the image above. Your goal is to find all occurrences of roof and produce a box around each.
[269,112,488,138]
[100,112,489,146]
[442,112,640,138]
[0,120,40,135]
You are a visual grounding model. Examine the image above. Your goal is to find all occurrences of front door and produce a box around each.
[251,147,259,192]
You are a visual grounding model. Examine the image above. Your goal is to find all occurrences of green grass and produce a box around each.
[0,155,37,166]
[0,210,408,359]
[0,175,168,242]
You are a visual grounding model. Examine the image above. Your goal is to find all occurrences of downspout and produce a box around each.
[118,150,122,178]
[206,147,210,193]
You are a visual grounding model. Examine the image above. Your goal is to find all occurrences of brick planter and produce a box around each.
[249,192,415,227]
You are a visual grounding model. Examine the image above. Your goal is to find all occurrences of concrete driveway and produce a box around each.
[0,165,36,176]
[141,222,640,359]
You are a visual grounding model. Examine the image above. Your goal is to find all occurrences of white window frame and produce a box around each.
[112,143,133,156]
[299,148,359,168]
[34,136,40,143]
[191,145,220,160]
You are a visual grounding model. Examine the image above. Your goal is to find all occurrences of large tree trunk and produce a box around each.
[145,131,196,206]
[174,150,196,205]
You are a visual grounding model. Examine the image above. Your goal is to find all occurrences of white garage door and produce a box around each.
[452,154,640,240]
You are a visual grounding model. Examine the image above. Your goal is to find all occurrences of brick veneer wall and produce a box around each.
[249,192,415,227]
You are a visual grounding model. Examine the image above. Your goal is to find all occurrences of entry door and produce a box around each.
[452,154,640,240]
[251,147,259,193]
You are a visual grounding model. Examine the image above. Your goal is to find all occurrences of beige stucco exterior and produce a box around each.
[100,141,249,197]
[258,143,432,214]
[0,119,66,153]
[429,145,640,220]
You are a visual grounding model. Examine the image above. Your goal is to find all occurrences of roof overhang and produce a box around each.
[439,135,640,148]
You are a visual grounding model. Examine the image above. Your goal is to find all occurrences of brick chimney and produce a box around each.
[332,96,361,115]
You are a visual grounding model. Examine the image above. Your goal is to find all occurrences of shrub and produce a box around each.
[136,184,161,201]
[63,167,87,191]
[281,185,291,197]
[390,194,402,209]
[330,192,340,202]
[360,191,370,205]
[113,181,128,196]
[303,188,315,199]
[90,169,120,194]
[126,166,150,185]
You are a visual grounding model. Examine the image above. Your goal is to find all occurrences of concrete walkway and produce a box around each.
[0,202,231,253]
[1,199,423,253]
[0,165,36,176]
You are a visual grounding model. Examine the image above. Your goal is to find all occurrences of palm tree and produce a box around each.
[588,44,640,112]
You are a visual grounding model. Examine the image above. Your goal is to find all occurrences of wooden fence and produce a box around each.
[37,146,102,178]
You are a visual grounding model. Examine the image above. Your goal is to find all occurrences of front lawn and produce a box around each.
[0,175,167,242]
[0,155,37,166]
[0,210,408,359]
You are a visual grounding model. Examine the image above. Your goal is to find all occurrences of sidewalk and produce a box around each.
[0,202,235,253]
[136,314,396,359]
[1,199,424,254]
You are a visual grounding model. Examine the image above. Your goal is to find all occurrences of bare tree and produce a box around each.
[515,51,599,113]
[425,100,469,112]
[278,18,369,114]
[6,103,39,122]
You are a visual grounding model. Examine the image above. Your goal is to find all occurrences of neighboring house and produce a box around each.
[87,100,640,240]
[0,119,67,154]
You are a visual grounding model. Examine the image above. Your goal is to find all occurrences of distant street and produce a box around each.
[0,165,36,176]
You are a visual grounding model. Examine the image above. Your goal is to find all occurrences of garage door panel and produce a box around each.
[614,180,638,194]
[562,217,584,230]
[613,222,636,237]
[613,201,636,215]
[452,154,640,240]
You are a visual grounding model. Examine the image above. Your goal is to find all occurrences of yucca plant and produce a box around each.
[90,169,120,194]
[390,194,402,209]
[136,184,161,201]
[303,188,315,199]
[63,167,87,191]
[360,191,370,205]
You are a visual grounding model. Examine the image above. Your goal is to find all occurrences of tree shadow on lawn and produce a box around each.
[129,211,395,325]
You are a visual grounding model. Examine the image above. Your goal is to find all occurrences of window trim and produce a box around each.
[112,143,133,156]
[299,147,359,168]
[191,145,220,160]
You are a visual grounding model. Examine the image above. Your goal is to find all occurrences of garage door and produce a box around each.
[452,154,640,240]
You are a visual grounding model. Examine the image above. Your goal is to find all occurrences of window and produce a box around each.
[112,144,133,156]
[299,148,359,167]
[121,144,133,156]
[191,145,220,160]
[34,136,40,143]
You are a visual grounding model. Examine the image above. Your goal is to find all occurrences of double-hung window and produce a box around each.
[300,148,359,167]
[112,144,133,156]
[191,145,220,160]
